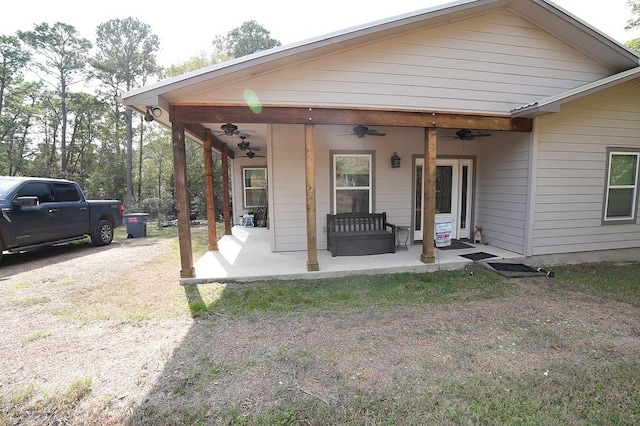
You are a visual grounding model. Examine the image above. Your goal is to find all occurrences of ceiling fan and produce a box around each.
[216,122,255,137]
[242,150,265,159]
[349,125,386,138]
[455,129,491,140]
[236,135,260,152]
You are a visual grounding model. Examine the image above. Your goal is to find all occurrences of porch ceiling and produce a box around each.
[174,105,533,155]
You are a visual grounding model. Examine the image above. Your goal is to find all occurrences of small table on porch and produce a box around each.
[396,225,410,250]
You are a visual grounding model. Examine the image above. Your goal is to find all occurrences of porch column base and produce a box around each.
[208,243,218,251]
[180,267,196,278]
[307,262,319,272]
[420,254,435,264]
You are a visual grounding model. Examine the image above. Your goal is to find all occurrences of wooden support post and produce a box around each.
[305,124,319,271]
[221,148,232,235]
[421,127,437,264]
[172,122,195,278]
[204,132,218,251]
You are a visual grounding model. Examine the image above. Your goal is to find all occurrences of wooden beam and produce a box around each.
[182,122,234,158]
[203,131,218,251]
[305,124,319,272]
[221,148,232,235]
[171,105,532,132]
[421,127,437,264]
[172,122,195,277]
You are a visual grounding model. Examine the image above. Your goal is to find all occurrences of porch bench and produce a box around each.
[327,212,396,257]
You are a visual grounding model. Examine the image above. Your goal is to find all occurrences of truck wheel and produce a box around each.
[92,220,114,246]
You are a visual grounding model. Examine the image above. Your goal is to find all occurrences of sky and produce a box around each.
[3,0,640,68]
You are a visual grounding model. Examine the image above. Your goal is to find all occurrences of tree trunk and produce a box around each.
[125,108,133,207]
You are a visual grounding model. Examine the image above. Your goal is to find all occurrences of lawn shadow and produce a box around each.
[123,267,640,425]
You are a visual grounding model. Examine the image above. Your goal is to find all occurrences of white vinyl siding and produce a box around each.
[531,82,640,255]
[475,134,531,253]
[271,125,307,251]
[261,125,426,252]
[192,10,610,115]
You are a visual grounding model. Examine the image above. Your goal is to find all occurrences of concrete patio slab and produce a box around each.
[182,226,524,284]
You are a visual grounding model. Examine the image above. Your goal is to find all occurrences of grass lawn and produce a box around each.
[168,262,640,426]
[2,226,640,425]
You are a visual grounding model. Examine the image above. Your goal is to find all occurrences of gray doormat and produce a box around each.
[460,252,497,261]
[486,262,548,278]
[437,240,474,250]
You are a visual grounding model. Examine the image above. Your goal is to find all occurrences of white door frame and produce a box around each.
[413,157,473,241]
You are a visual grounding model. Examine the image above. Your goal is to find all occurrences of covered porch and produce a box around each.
[166,112,531,279]
[182,225,523,284]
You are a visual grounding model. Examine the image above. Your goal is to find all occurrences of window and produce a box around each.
[52,183,82,202]
[604,149,640,223]
[333,153,373,213]
[243,167,266,208]
[16,182,54,203]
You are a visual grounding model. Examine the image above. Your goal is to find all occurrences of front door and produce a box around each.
[413,158,473,241]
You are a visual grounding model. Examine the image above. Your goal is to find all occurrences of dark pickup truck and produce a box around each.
[0,176,124,264]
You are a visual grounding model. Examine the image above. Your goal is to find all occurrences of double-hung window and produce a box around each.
[604,149,640,223]
[332,153,373,213]
[243,167,267,208]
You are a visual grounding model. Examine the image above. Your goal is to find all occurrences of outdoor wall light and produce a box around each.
[391,152,401,168]
[144,106,162,122]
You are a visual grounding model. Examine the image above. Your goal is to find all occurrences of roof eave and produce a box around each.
[508,0,640,71]
[512,67,640,118]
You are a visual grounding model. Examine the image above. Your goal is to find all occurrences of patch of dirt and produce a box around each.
[0,236,191,424]
[1,237,640,424]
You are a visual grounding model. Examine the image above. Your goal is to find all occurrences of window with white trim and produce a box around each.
[243,167,266,208]
[333,153,373,213]
[604,150,640,223]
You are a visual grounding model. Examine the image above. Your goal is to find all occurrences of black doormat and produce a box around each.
[460,252,497,261]
[488,262,536,272]
[436,240,474,250]
[486,262,548,278]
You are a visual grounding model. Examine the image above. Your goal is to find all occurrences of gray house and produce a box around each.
[121,0,640,278]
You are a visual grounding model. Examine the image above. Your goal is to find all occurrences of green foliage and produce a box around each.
[18,22,92,173]
[0,35,37,175]
[1,16,269,211]
[627,0,640,29]
[214,20,281,59]
[164,51,230,77]
[91,17,162,208]
[626,37,640,52]
[17,22,92,87]
[91,17,160,92]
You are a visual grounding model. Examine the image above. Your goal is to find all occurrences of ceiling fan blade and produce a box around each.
[349,125,387,138]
